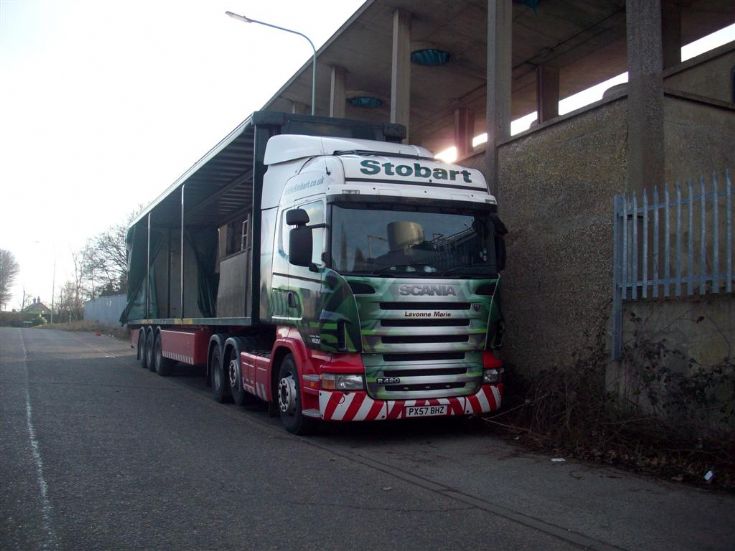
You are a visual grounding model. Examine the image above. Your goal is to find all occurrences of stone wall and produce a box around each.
[459,98,630,377]
[459,98,733,380]
[664,43,735,104]
[455,51,735,409]
[610,295,735,435]
[663,94,735,181]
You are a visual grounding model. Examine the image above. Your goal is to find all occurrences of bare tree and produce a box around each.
[81,215,135,297]
[54,280,84,322]
[0,249,20,311]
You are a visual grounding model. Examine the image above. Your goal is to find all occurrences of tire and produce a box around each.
[138,330,148,369]
[145,329,156,372]
[210,344,231,403]
[277,354,316,435]
[226,339,253,406]
[153,331,174,377]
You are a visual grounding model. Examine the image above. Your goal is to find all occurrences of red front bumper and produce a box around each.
[317,383,503,422]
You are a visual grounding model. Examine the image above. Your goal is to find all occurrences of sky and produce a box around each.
[0,1,733,310]
[0,0,364,309]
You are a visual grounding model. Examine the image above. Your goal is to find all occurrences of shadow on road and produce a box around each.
[151,359,491,444]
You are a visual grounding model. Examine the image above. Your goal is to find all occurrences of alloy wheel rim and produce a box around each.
[278,375,297,414]
[228,359,239,389]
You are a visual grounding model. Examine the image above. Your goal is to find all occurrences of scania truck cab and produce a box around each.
[124,112,505,434]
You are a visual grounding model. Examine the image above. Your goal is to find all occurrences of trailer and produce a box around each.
[123,111,506,434]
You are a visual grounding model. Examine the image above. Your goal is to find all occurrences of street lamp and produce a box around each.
[50,257,56,324]
[226,11,317,116]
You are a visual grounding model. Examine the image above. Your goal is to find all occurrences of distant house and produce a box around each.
[23,297,51,316]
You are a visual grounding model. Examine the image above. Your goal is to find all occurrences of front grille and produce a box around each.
[381,318,470,327]
[385,382,466,392]
[383,352,465,362]
[381,334,468,344]
[360,290,488,400]
[379,302,471,310]
[383,367,466,377]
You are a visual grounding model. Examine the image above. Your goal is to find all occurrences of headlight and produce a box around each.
[321,373,364,391]
[483,368,504,384]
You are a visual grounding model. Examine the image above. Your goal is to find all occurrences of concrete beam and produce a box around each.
[329,65,346,118]
[662,0,682,69]
[536,65,559,123]
[454,107,475,159]
[485,0,512,198]
[390,9,411,141]
[626,0,665,192]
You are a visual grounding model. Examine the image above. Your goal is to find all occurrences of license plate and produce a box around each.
[404,405,447,418]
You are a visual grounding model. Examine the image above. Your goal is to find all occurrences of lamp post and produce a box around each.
[225,11,317,115]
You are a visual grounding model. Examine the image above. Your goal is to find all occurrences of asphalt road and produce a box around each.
[1,327,734,551]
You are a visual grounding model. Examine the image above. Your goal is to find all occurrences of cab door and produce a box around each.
[272,199,326,347]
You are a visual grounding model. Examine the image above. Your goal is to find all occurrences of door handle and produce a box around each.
[287,291,297,308]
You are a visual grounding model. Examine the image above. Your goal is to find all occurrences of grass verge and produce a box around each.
[39,320,130,341]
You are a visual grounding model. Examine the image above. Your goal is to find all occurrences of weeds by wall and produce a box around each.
[492,300,735,489]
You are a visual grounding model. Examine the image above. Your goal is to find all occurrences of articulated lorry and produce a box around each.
[123,111,506,434]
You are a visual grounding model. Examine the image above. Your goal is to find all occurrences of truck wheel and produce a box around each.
[227,341,252,406]
[210,344,231,403]
[145,329,156,372]
[138,330,148,369]
[277,354,316,435]
[153,331,174,377]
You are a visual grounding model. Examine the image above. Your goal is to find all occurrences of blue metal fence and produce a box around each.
[83,294,127,327]
[611,170,733,360]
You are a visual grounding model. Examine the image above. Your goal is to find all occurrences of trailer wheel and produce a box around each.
[277,354,316,435]
[227,340,252,406]
[153,331,174,377]
[138,330,148,369]
[210,344,231,403]
[145,329,156,372]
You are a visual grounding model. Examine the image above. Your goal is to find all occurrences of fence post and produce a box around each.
[712,173,720,294]
[642,189,648,299]
[687,180,694,295]
[653,186,660,298]
[700,177,707,295]
[726,170,732,294]
[612,195,624,361]
[664,184,670,298]
[632,193,638,300]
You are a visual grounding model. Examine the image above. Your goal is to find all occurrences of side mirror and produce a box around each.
[490,214,507,272]
[287,208,309,226]
[495,234,506,272]
[289,226,313,267]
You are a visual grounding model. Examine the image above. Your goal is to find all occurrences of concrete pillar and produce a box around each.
[390,9,411,141]
[626,0,665,192]
[329,66,346,118]
[454,107,475,159]
[485,0,512,197]
[536,65,559,123]
[662,0,681,69]
[291,101,309,115]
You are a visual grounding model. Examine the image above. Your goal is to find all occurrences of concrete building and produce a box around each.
[258,0,735,390]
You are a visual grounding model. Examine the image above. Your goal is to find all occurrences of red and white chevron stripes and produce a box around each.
[318,384,502,422]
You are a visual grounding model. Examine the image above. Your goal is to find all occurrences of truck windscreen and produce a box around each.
[330,204,499,277]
